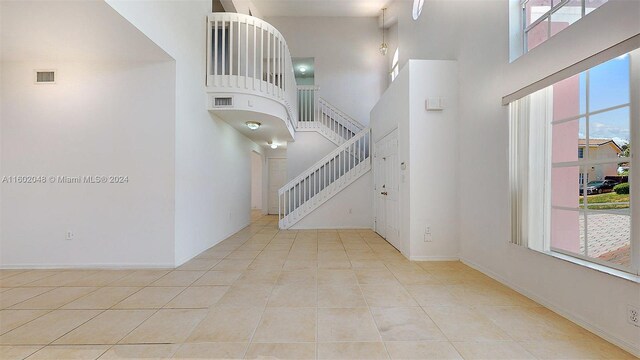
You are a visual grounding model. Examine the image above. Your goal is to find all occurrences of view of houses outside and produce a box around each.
[550,51,631,269]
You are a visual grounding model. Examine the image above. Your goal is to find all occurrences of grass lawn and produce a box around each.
[579,192,630,210]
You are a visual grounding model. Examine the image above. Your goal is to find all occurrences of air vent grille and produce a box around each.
[214,97,233,107]
[35,70,55,84]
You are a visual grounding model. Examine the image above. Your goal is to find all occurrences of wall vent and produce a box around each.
[35,70,56,84]
[213,96,233,107]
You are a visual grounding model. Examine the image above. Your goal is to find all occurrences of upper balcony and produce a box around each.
[206,13,297,147]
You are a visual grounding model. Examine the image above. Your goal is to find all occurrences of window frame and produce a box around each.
[521,0,593,53]
[390,48,399,82]
[547,56,634,274]
[509,49,639,278]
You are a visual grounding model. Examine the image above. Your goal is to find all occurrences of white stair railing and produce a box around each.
[296,87,366,146]
[318,98,365,141]
[297,85,318,126]
[278,128,372,229]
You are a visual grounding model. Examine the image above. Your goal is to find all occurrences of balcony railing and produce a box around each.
[206,13,298,128]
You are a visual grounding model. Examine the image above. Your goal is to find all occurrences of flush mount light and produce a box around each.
[269,142,278,149]
[246,121,261,130]
[299,66,307,73]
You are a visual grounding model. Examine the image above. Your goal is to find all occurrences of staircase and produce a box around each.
[278,87,371,229]
[296,86,365,146]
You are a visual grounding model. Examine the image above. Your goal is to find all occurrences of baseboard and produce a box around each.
[460,256,640,358]
[290,225,373,230]
[0,263,174,270]
[410,255,460,261]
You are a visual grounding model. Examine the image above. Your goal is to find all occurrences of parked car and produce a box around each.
[605,175,628,184]
[580,180,618,195]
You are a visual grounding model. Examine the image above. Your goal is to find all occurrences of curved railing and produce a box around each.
[206,13,298,128]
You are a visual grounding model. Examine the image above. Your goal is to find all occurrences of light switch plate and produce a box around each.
[426,97,444,111]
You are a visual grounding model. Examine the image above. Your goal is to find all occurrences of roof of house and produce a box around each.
[578,139,623,153]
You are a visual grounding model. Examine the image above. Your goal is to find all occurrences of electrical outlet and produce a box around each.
[65,231,74,241]
[424,226,433,242]
[628,305,640,327]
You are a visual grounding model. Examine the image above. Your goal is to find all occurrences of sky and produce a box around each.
[578,54,631,147]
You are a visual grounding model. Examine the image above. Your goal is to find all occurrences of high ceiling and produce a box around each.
[0,1,171,62]
[251,0,390,17]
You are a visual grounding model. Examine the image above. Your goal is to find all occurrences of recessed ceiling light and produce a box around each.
[299,66,306,73]
[246,121,261,130]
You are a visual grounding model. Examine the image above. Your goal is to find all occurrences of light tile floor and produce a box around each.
[0,214,636,360]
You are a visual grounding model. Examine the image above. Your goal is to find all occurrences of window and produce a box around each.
[412,0,425,20]
[509,49,638,276]
[390,48,399,82]
[522,0,608,52]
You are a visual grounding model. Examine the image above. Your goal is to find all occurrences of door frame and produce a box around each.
[374,128,400,250]
[267,157,287,215]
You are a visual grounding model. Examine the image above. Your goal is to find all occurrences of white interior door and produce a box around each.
[268,158,287,214]
[374,130,400,250]
[385,144,400,250]
[374,154,387,239]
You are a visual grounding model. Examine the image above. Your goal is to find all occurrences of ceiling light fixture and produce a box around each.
[379,8,388,56]
[268,141,278,149]
[299,66,307,73]
[246,121,261,130]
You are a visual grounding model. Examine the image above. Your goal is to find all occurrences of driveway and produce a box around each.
[579,211,630,266]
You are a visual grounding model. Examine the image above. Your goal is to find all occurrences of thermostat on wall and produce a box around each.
[426,97,444,111]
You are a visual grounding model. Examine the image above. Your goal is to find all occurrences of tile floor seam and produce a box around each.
[241,228,282,359]
[36,308,109,348]
[0,272,58,288]
[0,309,55,337]
[346,231,391,360]
[2,287,66,310]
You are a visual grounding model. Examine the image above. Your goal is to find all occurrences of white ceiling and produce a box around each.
[0,1,171,62]
[213,110,294,149]
[252,0,391,17]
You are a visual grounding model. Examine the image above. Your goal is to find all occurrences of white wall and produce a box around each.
[266,16,387,125]
[0,1,176,267]
[408,60,459,260]
[385,22,399,89]
[371,60,459,260]
[382,0,640,352]
[285,132,335,181]
[293,173,373,229]
[454,0,640,354]
[386,0,460,73]
[106,0,265,266]
[250,151,262,209]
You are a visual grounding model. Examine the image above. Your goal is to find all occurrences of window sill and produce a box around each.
[541,250,640,283]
